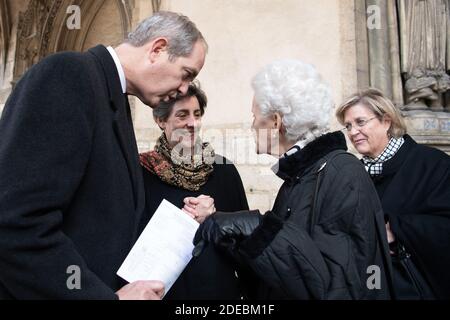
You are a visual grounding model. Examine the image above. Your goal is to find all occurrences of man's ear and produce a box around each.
[148,37,169,63]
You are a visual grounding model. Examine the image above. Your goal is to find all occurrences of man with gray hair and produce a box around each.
[0,11,206,299]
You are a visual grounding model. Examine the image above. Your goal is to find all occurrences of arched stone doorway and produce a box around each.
[12,0,134,85]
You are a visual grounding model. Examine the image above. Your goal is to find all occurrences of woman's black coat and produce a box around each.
[141,155,249,300]
[237,131,392,299]
[371,134,450,299]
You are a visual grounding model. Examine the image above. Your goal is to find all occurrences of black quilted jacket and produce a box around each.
[238,131,393,299]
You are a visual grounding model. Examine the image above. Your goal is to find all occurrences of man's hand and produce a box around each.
[116,280,165,300]
[183,194,216,223]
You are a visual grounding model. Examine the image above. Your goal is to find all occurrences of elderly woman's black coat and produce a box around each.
[141,155,249,300]
[371,134,450,299]
[237,131,392,299]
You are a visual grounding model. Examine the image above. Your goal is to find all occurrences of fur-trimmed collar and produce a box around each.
[275,131,347,180]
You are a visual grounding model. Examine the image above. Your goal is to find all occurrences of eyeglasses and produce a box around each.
[343,117,377,132]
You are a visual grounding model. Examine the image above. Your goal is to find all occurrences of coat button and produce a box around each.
[287,207,291,212]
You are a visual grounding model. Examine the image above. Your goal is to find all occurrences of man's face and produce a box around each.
[139,40,206,108]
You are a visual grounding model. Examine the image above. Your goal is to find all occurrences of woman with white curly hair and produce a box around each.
[185,59,393,299]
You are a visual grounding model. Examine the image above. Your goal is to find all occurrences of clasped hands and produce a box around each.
[183,194,216,224]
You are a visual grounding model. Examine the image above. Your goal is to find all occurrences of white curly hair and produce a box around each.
[251,59,333,143]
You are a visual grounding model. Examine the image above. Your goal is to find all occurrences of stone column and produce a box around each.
[0,0,11,89]
[446,0,450,111]
[366,0,404,107]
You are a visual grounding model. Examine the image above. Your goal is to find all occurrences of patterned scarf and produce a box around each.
[362,136,404,176]
[140,133,215,191]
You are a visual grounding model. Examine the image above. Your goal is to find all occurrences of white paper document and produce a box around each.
[117,199,199,295]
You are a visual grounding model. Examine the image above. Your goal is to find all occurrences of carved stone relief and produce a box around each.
[356,0,450,151]
[12,0,133,86]
[398,0,450,111]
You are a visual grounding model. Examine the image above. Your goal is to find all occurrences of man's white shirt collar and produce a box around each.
[106,46,126,94]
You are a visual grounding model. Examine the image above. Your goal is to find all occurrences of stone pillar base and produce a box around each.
[402,110,450,154]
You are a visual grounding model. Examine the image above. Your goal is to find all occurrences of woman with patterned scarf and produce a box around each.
[336,88,450,299]
[139,82,249,300]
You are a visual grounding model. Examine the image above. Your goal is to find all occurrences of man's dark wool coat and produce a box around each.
[0,45,144,299]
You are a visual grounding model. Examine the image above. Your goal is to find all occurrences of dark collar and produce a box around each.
[87,45,125,111]
[378,134,415,177]
[275,131,348,180]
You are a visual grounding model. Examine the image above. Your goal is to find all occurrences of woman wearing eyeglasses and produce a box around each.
[336,88,450,299]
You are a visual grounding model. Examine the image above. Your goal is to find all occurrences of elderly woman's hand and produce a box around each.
[386,222,396,255]
[193,211,262,248]
[183,194,216,223]
[386,222,396,244]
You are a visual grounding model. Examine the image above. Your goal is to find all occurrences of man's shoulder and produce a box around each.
[37,50,90,69]
[21,50,93,86]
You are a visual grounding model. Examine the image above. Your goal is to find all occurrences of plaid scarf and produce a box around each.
[362,136,404,176]
[140,133,215,191]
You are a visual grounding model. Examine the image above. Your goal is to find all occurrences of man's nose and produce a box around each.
[178,81,189,96]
